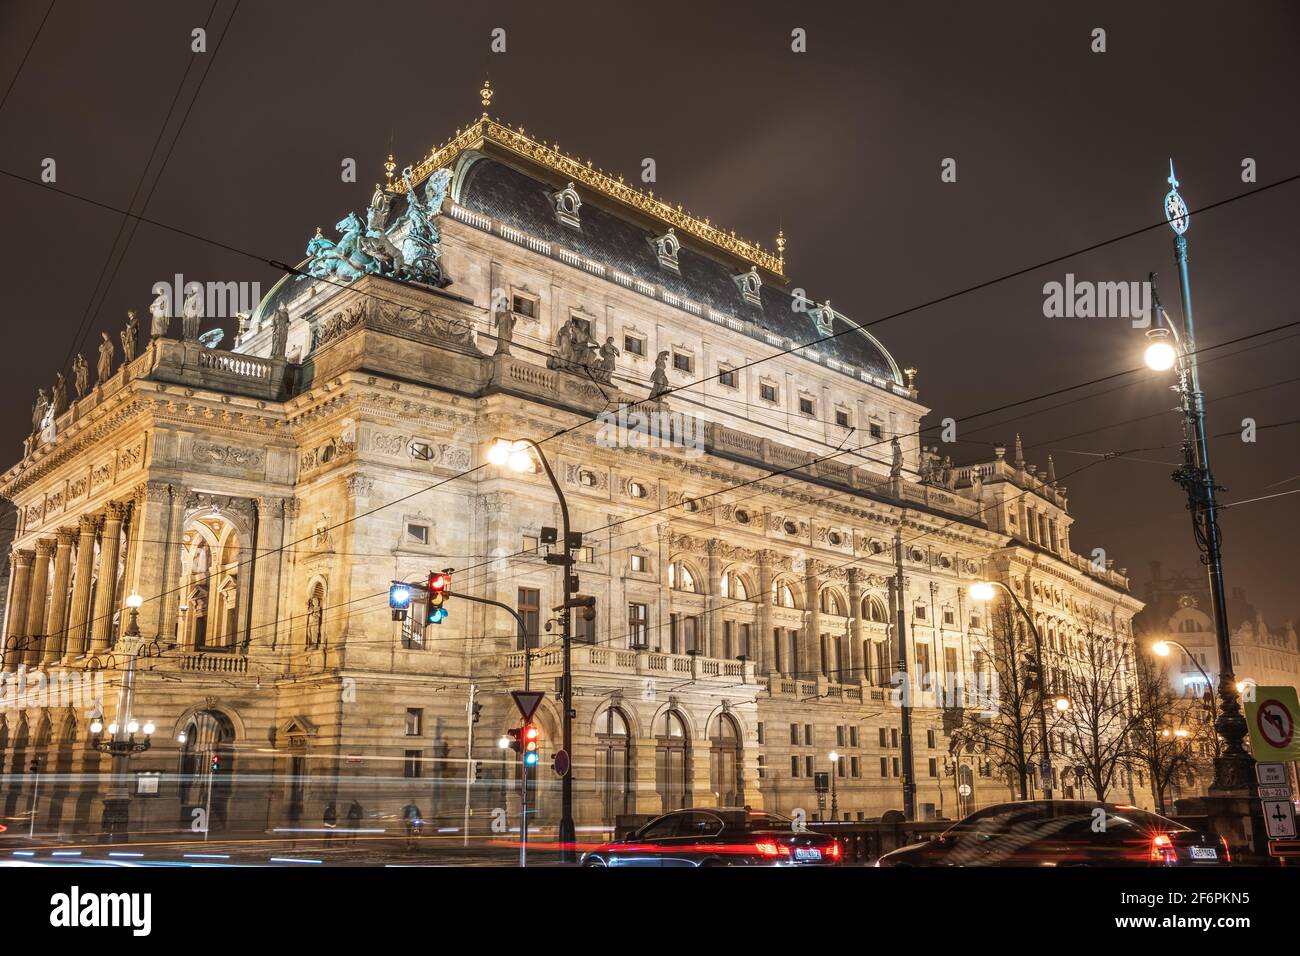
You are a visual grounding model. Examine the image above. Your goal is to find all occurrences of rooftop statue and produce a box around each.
[97,331,115,384]
[181,288,203,341]
[148,290,170,338]
[890,436,903,479]
[270,303,289,360]
[305,169,452,287]
[121,310,139,362]
[52,372,68,417]
[648,350,671,400]
[72,353,88,398]
[31,387,49,437]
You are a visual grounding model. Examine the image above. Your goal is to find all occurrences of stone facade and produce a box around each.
[0,119,1144,839]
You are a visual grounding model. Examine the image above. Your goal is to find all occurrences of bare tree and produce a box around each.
[1054,625,1138,802]
[1130,649,1198,814]
[950,600,1042,800]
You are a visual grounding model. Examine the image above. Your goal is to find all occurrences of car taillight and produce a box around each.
[1219,836,1231,864]
[754,842,791,857]
[827,841,842,861]
[1151,833,1176,864]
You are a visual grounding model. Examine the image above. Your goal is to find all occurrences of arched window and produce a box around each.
[772,580,797,608]
[719,571,749,601]
[595,707,632,825]
[656,710,689,812]
[668,561,697,593]
[820,589,845,616]
[864,594,888,623]
[177,516,242,650]
[709,715,742,807]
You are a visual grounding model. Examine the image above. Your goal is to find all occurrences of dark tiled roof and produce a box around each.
[457,157,902,385]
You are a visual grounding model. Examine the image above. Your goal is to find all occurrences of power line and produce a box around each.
[0,0,56,114]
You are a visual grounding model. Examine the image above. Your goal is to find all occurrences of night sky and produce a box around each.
[1,1,1296,621]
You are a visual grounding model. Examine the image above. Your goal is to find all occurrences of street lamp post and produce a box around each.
[1144,162,1253,796]
[488,438,578,861]
[969,580,1056,800]
[1152,639,1219,745]
[828,751,840,819]
[91,593,156,843]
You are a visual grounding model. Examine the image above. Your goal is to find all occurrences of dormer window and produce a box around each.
[734,266,762,306]
[653,228,680,272]
[551,182,582,229]
[809,300,836,336]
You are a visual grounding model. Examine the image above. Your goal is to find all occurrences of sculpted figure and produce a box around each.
[96,331,115,384]
[889,436,903,479]
[181,287,203,341]
[148,290,170,338]
[941,455,954,490]
[121,310,139,362]
[32,387,49,436]
[52,372,68,416]
[493,309,515,356]
[648,350,671,400]
[73,353,89,398]
[270,303,289,360]
[594,336,618,384]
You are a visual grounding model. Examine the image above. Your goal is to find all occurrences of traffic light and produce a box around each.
[471,702,482,724]
[210,752,221,773]
[426,571,450,624]
[522,723,540,767]
[389,581,413,621]
[505,727,522,753]
[1023,651,1040,691]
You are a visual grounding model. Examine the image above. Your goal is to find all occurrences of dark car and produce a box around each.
[876,800,1229,867]
[582,808,842,867]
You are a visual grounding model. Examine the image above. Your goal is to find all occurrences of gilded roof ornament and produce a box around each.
[479,78,494,113]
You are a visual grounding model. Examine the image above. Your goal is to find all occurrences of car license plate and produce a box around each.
[1189,847,1217,860]
[794,847,822,861]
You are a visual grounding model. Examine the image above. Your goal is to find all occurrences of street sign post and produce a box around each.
[1246,687,1300,762]
[1256,762,1288,786]
[1262,799,1297,840]
[553,749,570,777]
[511,690,545,722]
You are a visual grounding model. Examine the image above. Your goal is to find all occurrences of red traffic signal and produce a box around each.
[523,723,540,766]
[426,571,451,624]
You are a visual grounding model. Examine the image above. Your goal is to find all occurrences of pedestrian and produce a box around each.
[346,799,363,842]
[401,799,423,850]
[323,800,337,840]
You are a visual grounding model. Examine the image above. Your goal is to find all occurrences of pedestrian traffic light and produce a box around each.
[522,723,540,767]
[505,727,522,753]
[210,752,221,773]
[426,571,450,624]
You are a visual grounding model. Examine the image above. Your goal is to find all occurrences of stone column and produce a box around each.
[127,482,175,644]
[23,538,55,667]
[2,549,34,672]
[703,540,720,658]
[41,529,75,664]
[252,496,286,650]
[89,501,127,654]
[847,568,864,684]
[804,560,822,680]
[65,515,98,658]
[158,489,187,644]
[756,551,773,675]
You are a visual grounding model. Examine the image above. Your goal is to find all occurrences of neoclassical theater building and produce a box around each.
[0,88,1143,837]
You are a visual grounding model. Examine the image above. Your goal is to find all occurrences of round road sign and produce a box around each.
[1256,698,1295,750]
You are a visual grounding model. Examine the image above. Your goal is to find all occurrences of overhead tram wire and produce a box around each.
[59,0,241,375]
[0,0,57,114]
[6,162,1298,645]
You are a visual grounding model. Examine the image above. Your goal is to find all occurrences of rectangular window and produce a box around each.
[404,750,422,779]
[624,333,644,356]
[836,757,846,778]
[804,724,813,746]
[512,294,537,318]
[835,409,850,428]
[850,757,860,778]
[805,756,814,778]
[722,620,734,660]
[518,587,540,650]
[791,756,800,777]
[406,523,429,545]
[890,728,899,748]
[869,422,883,440]
[630,553,647,573]
[879,727,888,748]
[574,595,596,644]
[628,602,649,648]
[672,351,693,373]
[738,623,752,659]
[798,396,815,416]
[836,725,846,746]
[757,722,765,745]
[969,612,981,629]
[914,604,927,621]
[880,757,889,778]
[521,535,539,554]
[928,757,938,777]
[927,729,936,749]
[892,757,900,777]
[790,723,800,746]
[681,616,698,654]
[850,726,859,748]
[405,708,423,736]
[759,382,777,403]
[718,366,737,388]
[943,609,955,626]
[575,546,594,563]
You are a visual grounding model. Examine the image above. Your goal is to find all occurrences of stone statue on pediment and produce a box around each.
[73,353,89,398]
[148,290,170,338]
[592,336,618,385]
[890,436,903,479]
[52,372,68,417]
[181,287,203,341]
[493,309,515,356]
[270,303,289,360]
[648,350,671,400]
[32,387,49,436]
[941,455,954,490]
[121,310,139,362]
[96,331,115,384]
